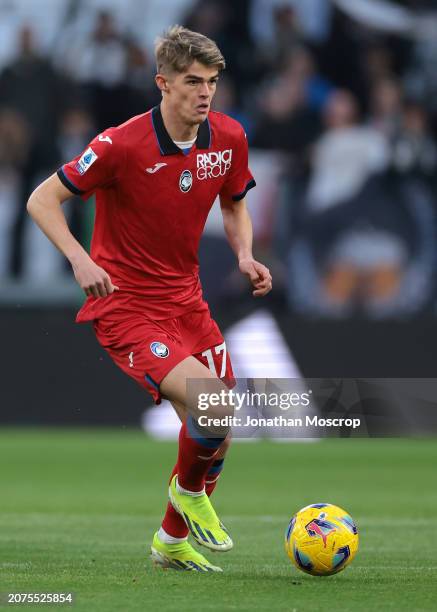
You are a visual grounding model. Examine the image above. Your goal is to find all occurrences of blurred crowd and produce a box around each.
[2,0,437,317]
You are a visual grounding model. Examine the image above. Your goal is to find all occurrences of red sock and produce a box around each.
[161,464,189,539]
[161,427,227,539]
[176,417,225,492]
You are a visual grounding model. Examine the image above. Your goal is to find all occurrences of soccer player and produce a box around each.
[27,26,272,572]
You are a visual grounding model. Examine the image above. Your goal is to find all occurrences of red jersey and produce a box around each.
[58,106,255,321]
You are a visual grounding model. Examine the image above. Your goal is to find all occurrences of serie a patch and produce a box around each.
[75,147,98,175]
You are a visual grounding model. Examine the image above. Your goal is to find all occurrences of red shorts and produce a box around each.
[93,307,235,403]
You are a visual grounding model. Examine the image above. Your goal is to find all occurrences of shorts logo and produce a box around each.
[75,147,98,175]
[197,149,232,180]
[150,342,169,358]
[98,134,113,145]
[179,170,192,192]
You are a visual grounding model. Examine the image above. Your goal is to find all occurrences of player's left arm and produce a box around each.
[220,195,272,297]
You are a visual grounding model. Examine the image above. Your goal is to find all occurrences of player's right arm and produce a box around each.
[27,173,119,298]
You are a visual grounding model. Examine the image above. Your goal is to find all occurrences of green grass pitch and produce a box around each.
[1,429,437,611]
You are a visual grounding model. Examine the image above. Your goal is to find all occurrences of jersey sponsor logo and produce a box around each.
[150,341,169,358]
[179,169,193,192]
[197,149,232,180]
[98,134,113,144]
[76,147,98,175]
[146,162,167,174]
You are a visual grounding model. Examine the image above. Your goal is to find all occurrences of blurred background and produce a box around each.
[2,0,437,428]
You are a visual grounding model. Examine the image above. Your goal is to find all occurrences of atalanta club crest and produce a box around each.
[150,342,169,358]
[179,170,192,192]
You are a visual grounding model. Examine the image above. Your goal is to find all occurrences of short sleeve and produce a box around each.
[57,128,124,200]
[219,126,256,201]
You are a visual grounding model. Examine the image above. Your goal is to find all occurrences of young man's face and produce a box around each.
[158,60,219,126]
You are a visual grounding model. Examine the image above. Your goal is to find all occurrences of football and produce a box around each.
[285,503,359,576]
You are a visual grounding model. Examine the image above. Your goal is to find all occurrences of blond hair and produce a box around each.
[155,25,225,74]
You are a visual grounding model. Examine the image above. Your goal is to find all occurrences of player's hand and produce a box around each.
[71,254,119,298]
[239,257,272,297]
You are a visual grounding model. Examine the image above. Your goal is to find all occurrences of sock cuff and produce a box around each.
[158,526,188,544]
[176,477,205,497]
[186,415,226,449]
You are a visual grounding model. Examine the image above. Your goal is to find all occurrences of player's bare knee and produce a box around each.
[190,379,234,438]
[195,379,234,420]
[160,356,234,437]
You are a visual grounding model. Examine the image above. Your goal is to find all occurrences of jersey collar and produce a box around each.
[151,105,211,155]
